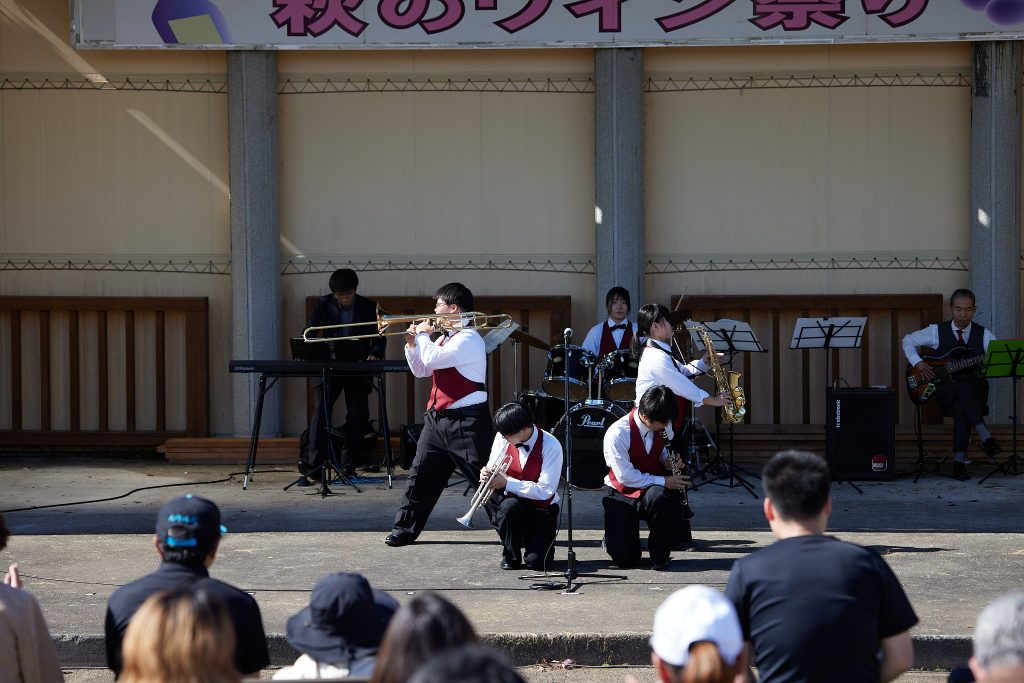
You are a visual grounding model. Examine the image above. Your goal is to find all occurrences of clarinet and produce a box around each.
[659,430,694,518]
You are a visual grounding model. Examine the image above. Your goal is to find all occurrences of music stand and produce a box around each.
[790,317,866,494]
[978,340,1023,483]
[685,319,764,499]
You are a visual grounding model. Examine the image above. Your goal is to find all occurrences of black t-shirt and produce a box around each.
[725,535,918,683]
[105,562,270,676]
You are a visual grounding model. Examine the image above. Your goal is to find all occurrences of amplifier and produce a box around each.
[399,424,423,470]
[825,388,895,481]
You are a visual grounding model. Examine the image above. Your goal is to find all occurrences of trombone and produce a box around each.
[302,305,514,343]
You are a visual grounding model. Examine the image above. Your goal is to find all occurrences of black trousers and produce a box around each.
[307,377,372,471]
[391,404,496,539]
[937,379,988,452]
[603,485,682,566]
[495,496,558,568]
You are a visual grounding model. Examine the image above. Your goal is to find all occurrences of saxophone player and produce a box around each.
[480,402,563,571]
[631,304,733,548]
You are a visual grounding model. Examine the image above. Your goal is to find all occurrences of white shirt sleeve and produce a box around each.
[503,429,563,505]
[404,330,487,408]
[581,323,603,356]
[982,327,997,352]
[901,324,939,367]
[635,343,710,407]
[603,415,666,489]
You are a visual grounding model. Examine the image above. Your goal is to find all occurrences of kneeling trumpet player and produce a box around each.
[476,402,563,571]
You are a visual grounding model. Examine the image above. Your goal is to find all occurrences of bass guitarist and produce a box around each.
[902,288,1001,480]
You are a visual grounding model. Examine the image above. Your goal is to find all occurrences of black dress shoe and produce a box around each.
[500,558,522,570]
[384,533,415,547]
[651,557,671,571]
[953,462,971,481]
[982,437,1003,458]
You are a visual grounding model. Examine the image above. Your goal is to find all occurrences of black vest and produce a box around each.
[935,320,986,357]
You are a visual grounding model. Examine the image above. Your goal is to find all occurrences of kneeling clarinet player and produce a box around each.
[603,385,691,570]
[480,402,562,571]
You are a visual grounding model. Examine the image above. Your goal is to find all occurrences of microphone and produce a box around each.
[563,327,573,341]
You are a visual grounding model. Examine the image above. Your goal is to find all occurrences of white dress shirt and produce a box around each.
[901,321,997,367]
[634,339,710,406]
[404,327,487,409]
[603,412,674,489]
[486,426,562,506]
[582,318,639,357]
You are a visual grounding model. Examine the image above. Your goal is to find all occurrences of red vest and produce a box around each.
[504,428,554,509]
[645,341,690,430]
[598,321,634,356]
[608,410,667,499]
[427,334,481,411]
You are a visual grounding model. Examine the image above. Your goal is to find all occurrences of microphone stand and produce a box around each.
[524,329,624,594]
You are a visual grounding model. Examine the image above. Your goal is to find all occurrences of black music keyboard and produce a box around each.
[229,359,410,375]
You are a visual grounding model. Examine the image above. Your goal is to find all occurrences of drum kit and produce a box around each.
[518,344,639,489]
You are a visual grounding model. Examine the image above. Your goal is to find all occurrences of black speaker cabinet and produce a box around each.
[825,388,895,481]
[399,424,423,470]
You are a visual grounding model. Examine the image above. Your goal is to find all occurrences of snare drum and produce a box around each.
[516,390,568,433]
[554,400,627,489]
[601,349,639,402]
[542,344,596,402]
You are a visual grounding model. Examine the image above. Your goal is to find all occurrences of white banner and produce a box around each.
[73,1,1024,49]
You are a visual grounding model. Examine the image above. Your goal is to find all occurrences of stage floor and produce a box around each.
[1,453,1021,674]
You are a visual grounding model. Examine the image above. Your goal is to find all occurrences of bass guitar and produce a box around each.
[905,348,985,405]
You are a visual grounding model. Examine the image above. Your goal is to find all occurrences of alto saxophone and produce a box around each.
[659,430,695,519]
[691,325,747,424]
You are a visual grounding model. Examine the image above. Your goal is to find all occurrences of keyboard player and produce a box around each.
[303,269,386,478]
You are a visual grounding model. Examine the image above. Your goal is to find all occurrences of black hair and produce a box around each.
[631,303,672,359]
[329,269,359,293]
[494,402,533,438]
[762,450,831,522]
[0,514,9,552]
[637,385,679,426]
[605,286,632,311]
[435,283,474,312]
[159,526,215,567]
[950,288,976,307]
[407,643,525,683]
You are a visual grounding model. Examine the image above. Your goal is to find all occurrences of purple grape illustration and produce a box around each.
[987,0,1024,24]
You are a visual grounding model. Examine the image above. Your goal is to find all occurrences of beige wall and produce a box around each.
[2,0,1012,434]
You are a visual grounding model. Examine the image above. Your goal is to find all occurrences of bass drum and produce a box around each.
[516,390,569,433]
[554,400,627,490]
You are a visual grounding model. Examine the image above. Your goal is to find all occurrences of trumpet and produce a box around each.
[303,305,514,343]
[660,430,695,519]
[457,454,512,529]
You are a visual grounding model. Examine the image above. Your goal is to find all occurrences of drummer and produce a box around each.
[582,287,639,358]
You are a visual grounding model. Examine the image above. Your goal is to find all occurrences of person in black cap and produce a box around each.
[104,494,270,678]
[275,572,398,680]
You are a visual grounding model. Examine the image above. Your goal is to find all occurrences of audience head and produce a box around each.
[154,495,226,567]
[638,385,679,429]
[119,586,238,683]
[329,268,359,294]
[970,591,1024,681]
[762,450,831,525]
[370,592,478,683]
[0,514,9,552]
[287,572,398,665]
[650,585,744,683]
[494,402,534,440]
[606,287,632,319]
[435,282,474,312]
[408,643,525,683]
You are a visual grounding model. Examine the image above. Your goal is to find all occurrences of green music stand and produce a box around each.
[979,340,1023,483]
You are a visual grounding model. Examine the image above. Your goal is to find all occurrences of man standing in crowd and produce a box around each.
[105,495,269,677]
[725,450,917,682]
[384,283,495,547]
[902,288,1000,480]
[303,268,387,478]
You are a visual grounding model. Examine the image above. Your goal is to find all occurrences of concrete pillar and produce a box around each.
[229,51,282,437]
[970,42,1022,425]
[594,48,646,323]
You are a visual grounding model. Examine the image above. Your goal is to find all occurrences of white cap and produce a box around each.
[650,585,744,668]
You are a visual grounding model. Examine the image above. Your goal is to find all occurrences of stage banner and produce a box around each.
[73,1,1024,49]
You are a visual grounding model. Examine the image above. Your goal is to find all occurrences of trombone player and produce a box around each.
[384,283,496,548]
[479,402,562,571]
[302,269,386,480]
